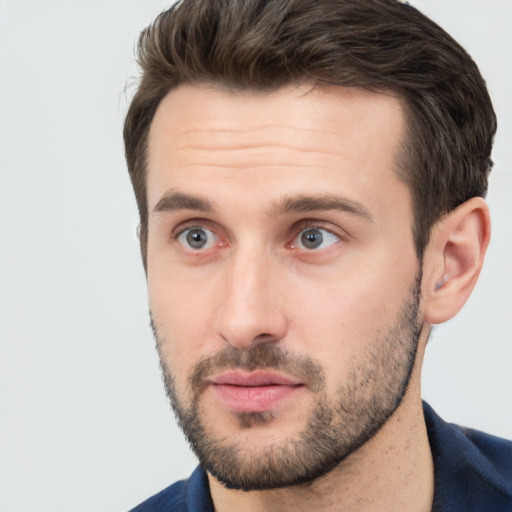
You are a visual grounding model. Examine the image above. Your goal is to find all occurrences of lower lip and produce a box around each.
[210,384,304,413]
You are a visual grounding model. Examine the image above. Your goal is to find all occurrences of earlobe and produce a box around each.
[422,197,491,325]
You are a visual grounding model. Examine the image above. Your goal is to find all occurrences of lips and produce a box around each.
[208,370,305,413]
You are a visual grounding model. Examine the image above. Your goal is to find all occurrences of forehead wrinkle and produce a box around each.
[172,124,343,154]
[175,125,343,138]
[172,162,325,171]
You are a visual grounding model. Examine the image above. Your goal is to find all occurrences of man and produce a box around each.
[124,0,512,510]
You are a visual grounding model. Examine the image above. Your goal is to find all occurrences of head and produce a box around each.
[124,0,495,492]
[124,0,496,265]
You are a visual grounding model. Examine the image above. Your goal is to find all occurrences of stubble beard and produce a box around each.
[152,272,423,491]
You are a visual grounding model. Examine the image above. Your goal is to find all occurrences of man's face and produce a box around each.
[146,84,423,490]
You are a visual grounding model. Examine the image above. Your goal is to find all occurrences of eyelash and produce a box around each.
[289,221,342,249]
[171,222,217,242]
[171,220,344,251]
[293,220,338,235]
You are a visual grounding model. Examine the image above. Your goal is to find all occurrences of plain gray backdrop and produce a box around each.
[1,1,510,511]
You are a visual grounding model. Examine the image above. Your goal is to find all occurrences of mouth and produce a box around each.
[207,370,305,413]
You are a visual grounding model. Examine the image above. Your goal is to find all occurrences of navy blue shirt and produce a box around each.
[130,403,512,511]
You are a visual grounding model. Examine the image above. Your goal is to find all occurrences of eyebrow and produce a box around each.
[272,194,373,221]
[152,190,214,214]
[152,190,372,221]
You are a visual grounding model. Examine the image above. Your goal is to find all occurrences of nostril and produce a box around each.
[253,333,278,343]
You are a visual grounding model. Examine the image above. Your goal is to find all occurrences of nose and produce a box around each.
[213,248,288,348]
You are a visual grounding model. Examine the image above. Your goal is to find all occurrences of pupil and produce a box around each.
[187,229,207,248]
[301,229,323,249]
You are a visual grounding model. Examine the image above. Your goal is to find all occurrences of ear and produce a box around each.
[422,197,491,325]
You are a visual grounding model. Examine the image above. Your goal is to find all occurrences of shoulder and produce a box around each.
[423,402,512,511]
[128,479,188,512]
[128,466,213,512]
[460,425,512,481]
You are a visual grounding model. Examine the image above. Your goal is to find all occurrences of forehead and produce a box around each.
[146,83,407,215]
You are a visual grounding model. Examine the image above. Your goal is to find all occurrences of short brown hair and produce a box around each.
[124,0,496,259]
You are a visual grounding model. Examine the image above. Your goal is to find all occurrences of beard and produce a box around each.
[152,271,423,491]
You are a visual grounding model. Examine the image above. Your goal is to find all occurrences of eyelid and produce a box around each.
[170,218,217,240]
[291,219,347,239]
[170,219,230,255]
[180,227,217,245]
[287,219,347,250]
[169,218,346,250]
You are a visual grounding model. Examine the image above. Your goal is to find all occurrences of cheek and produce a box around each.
[148,264,221,385]
[287,261,416,384]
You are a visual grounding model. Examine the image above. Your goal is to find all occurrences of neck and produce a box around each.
[208,343,433,512]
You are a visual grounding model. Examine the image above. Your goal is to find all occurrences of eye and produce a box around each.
[177,227,218,250]
[292,227,340,250]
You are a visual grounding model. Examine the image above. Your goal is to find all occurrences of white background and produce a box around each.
[1,1,510,511]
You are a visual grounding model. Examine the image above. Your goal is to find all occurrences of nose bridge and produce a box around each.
[214,242,286,347]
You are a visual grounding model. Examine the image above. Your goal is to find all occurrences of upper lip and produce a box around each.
[208,370,303,387]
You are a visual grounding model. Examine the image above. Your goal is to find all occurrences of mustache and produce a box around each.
[150,315,325,393]
[188,343,325,394]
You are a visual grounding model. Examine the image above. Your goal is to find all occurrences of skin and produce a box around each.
[145,83,490,512]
